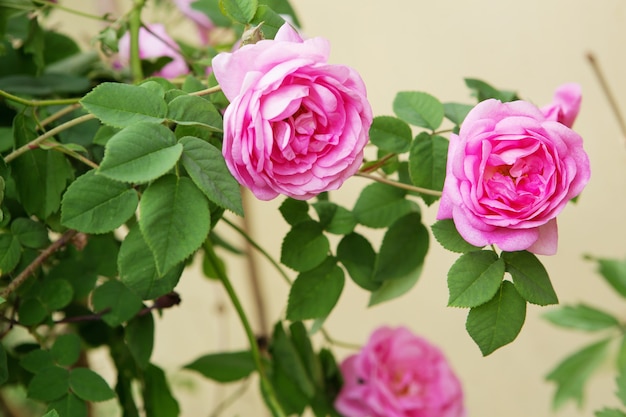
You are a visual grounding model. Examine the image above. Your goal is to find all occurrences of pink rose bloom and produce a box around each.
[541,83,582,128]
[212,23,373,200]
[335,327,465,417]
[118,24,188,79]
[173,0,213,45]
[437,95,590,255]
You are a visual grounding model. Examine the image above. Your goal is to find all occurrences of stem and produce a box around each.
[208,378,252,417]
[4,113,95,163]
[39,103,82,127]
[0,230,78,300]
[360,153,397,173]
[204,243,286,417]
[354,172,443,197]
[129,0,146,83]
[587,53,626,143]
[32,0,117,22]
[320,328,362,351]
[44,142,99,169]
[191,85,222,97]
[0,90,80,107]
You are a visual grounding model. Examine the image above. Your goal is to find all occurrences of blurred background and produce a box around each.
[45,0,626,416]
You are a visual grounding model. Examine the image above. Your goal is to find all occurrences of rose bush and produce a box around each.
[436,87,591,255]
[335,326,465,417]
[212,23,373,200]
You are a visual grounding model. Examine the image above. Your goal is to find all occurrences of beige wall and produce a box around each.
[50,1,626,416]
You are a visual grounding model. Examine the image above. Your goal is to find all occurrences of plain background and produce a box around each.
[46,1,626,416]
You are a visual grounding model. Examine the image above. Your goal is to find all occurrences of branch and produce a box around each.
[191,85,222,97]
[354,171,443,197]
[0,90,80,107]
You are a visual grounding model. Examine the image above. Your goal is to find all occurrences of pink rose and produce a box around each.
[541,83,582,128]
[118,24,189,79]
[212,23,373,200]
[335,327,465,417]
[437,96,590,255]
[173,0,213,45]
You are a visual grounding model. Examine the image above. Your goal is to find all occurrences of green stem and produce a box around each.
[204,243,286,417]
[39,103,82,127]
[190,85,222,97]
[129,0,146,83]
[31,0,117,22]
[4,113,95,163]
[0,89,80,107]
[354,171,443,197]
[320,328,362,351]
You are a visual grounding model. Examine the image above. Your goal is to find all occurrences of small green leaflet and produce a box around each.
[392,91,444,130]
[543,304,619,331]
[184,350,256,382]
[280,221,329,272]
[447,251,505,308]
[503,250,558,306]
[219,0,258,23]
[368,116,412,153]
[69,368,116,402]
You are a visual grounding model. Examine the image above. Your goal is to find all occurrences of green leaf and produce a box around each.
[61,170,139,233]
[270,322,315,399]
[256,0,300,26]
[28,365,70,401]
[249,5,285,39]
[143,364,180,417]
[47,394,87,417]
[503,251,558,306]
[118,224,183,300]
[184,350,255,382]
[337,233,378,291]
[287,257,345,321]
[180,136,243,215]
[289,322,323,388]
[69,368,115,402]
[447,251,505,308]
[280,221,329,272]
[369,264,423,307]
[10,218,48,249]
[464,78,518,102]
[42,410,60,417]
[596,258,626,298]
[38,278,74,311]
[431,219,483,253]
[374,212,429,283]
[98,122,182,184]
[368,116,412,153]
[219,0,257,23]
[543,304,620,331]
[18,298,48,326]
[352,182,418,228]
[23,17,44,72]
[20,349,54,373]
[91,280,143,327]
[408,133,448,205]
[80,82,168,128]
[443,102,474,126]
[51,334,81,367]
[139,175,211,276]
[617,369,626,407]
[312,201,356,235]
[167,95,223,131]
[466,281,527,356]
[596,409,626,417]
[546,338,611,409]
[392,91,444,130]
[0,232,21,275]
[279,198,311,226]
[125,313,154,369]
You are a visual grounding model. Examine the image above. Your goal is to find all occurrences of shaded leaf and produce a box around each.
[503,251,558,306]
[125,313,154,370]
[336,233,378,291]
[408,133,448,205]
[431,219,483,253]
[28,365,70,401]
[280,221,329,272]
[352,182,417,228]
[167,95,222,131]
[69,368,115,402]
[184,350,255,382]
[51,334,81,367]
[543,304,620,332]
[91,280,143,327]
[448,251,505,308]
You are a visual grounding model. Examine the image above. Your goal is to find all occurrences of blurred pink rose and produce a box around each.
[437,95,590,255]
[118,24,188,79]
[173,0,213,45]
[335,327,465,417]
[541,83,581,128]
[212,23,372,200]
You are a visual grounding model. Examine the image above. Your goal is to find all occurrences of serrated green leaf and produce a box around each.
[408,132,448,205]
[596,408,626,417]
[98,123,182,184]
[18,297,47,326]
[546,338,611,409]
[447,251,505,308]
[369,264,423,307]
[465,78,517,102]
[336,233,378,291]
[143,364,180,417]
[47,393,87,417]
[617,370,626,407]
[374,212,429,283]
[80,82,168,127]
[281,221,329,272]
[368,116,412,153]
[312,201,356,235]
[270,322,315,399]
[139,175,211,276]
[466,281,526,356]
[61,170,138,234]
[279,198,311,226]
[42,410,60,417]
[184,350,255,382]
[392,91,444,130]
[28,365,70,401]
[92,280,143,327]
[543,304,620,331]
[352,182,417,228]
[431,219,483,253]
[287,257,344,321]
[125,313,154,370]
[118,224,183,300]
[0,232,21,275]
[167,95,223,131]
[38,278,73,311]
[180,136,243,215]
[10,218,48,249]
[443,102,474,126]
[219,0,257,23]
[69,368,115,402]
[249,5,285,39]
[51,334,81,367]
[503,251,558,306]
[596,258,626,298]
[20,349,54,373]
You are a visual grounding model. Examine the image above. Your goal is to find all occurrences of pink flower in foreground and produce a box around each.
[437,89,590,255]
[118,24,188,79]
[173,0,213,45]
[541,83,582,128]
[212,23,373,200]
[335,327,465,417]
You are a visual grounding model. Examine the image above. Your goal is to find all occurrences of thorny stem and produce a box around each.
[3,113,95,163]
[354,171,443,197]
[0,89,80,107]
[587,52,626,144]
[204,243,286,417]
[31,0,117,22]
[0,230,78,300]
